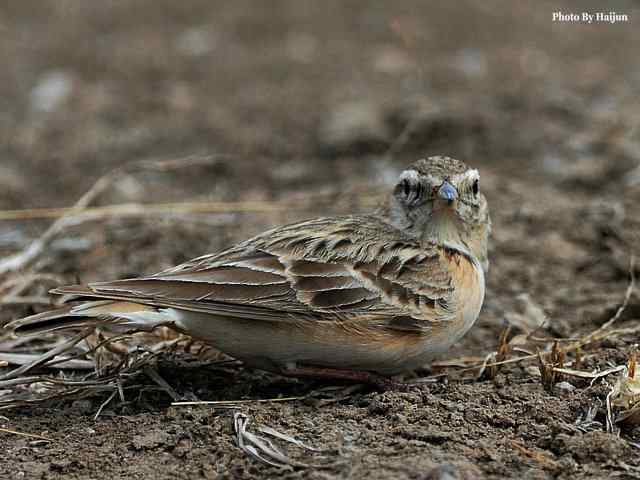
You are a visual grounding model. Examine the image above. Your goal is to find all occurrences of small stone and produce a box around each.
[30,70,73,112]
[70,399,94,414]
[367,396,391,415]
[555,381,576,392]
[175,27,216,56]
[525,366,542,377]
[28,440,49,447]
[131,431,172,450]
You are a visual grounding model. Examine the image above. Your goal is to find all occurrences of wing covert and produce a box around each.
[57,215,459,330]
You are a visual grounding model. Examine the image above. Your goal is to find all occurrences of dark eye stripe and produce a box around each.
[403,179,411,197]
[397,178,425,205]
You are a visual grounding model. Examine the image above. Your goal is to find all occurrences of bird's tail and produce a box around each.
[8,299,170,336]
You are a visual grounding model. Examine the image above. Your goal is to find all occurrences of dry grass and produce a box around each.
[233,411,336,469]
[0,157,638,467]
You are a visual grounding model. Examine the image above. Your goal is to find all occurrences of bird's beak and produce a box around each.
[437,181,458,204]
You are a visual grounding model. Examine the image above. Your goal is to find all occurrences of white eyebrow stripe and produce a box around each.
[464,169,479,180]
[398,170,421,183]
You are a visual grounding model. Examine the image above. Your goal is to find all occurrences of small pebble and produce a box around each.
[555,381,576,392]
[30,70,73,112]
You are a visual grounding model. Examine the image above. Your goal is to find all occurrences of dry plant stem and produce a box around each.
[552,365,626,382]
[573,346,583,369]
[0,155,222,274]
[94,391,118,420]
[0,427,54,442]
[0,375,103,389]
[41,331,140,370]
[475,352,496,380]
[572,255,636,349]
[0,328,94,381]
[0,327,201,409]
[233,412,332,468]
[606,387,617,434]
[0,169,123,274]
[0,353,94,370]
[486,326,511,379]
[142,365,181,401]
[538,342,566,391]
[0,296,52,306]
[0,189,383,221]
[0,201,293,221]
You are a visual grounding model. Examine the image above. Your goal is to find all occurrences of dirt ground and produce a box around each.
[1,1,640,478]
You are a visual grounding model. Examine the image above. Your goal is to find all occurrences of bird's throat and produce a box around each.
[422,209,464,247]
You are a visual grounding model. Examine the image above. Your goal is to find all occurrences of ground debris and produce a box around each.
[233,411,337,469]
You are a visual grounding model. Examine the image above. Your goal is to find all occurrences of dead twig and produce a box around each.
[485,326,511,380]
[0,296,52,306]
[0,353,94,370]
[0,427,54,442]
[0,201,295,221]
[0,186,384,223]
[0,328,94,381]
[0,155,223,274]
[0,169,120,275]
[572,255,636,350]
[538,341,565,392]
[94,390,118,420]
[552,365,626,383]
[233,412,334,468]
[143,366,181,402]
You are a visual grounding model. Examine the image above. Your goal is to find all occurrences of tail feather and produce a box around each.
[49,284,104,301]
[8,301,166,336]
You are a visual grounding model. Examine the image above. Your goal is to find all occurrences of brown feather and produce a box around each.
[311,288,378,309]
[156,267,286,285]
[44,215,465,332]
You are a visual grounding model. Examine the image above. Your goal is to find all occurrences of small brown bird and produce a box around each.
[9,156,490,385]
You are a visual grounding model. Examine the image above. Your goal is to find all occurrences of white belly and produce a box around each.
[171,256,485,375]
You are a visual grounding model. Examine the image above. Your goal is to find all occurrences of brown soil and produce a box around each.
[2,1,640,479]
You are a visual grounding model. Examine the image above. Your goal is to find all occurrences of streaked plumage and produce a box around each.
[9,156,491,378]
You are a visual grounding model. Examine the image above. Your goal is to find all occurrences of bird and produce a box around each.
[8,155,491,386]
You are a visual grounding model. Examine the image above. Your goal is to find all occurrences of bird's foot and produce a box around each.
[281,365,410,391]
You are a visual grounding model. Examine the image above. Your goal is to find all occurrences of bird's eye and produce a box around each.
[396,177,423,206]
[415,182,423,198]
[403,179,411,197]
[472,179,479,196]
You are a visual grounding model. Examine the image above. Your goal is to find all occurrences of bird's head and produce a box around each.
[386,156,491,271]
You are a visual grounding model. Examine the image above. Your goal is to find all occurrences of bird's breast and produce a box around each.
[430,246,485,347]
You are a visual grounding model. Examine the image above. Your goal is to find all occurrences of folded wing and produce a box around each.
[53,215,458,331]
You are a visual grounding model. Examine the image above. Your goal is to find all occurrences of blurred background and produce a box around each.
[1,2,640,477]
[1,0,638,203]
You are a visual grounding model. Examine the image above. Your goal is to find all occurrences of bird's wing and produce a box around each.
[53,215,464,331]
